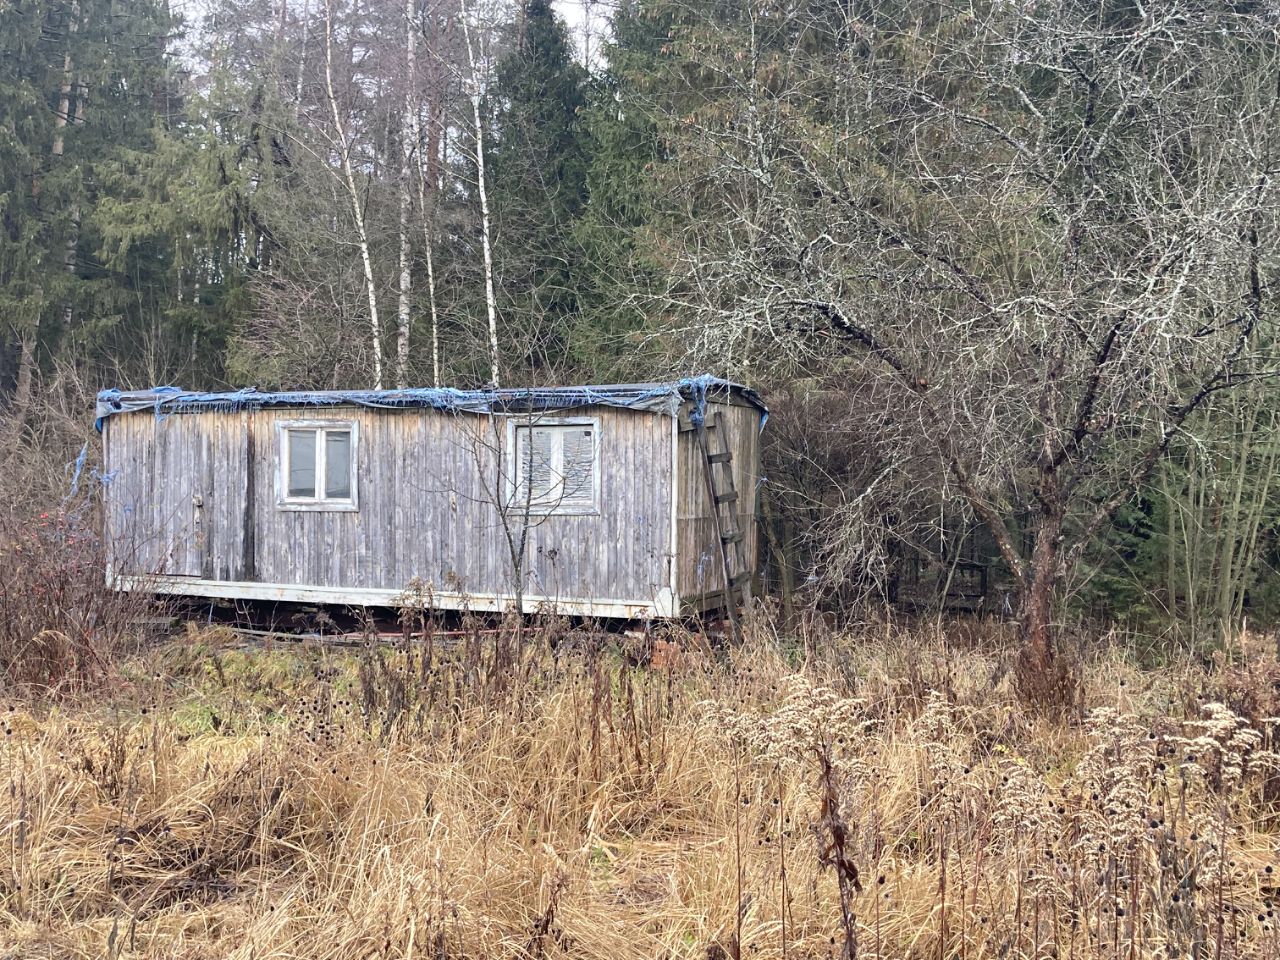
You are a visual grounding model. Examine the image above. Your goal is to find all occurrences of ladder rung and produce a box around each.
[680,414,720,433]
[729,572,752,588]
[706,451,732,464]
[721,531,743,545]
[714,491,738,505]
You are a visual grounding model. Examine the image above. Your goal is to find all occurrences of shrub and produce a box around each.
[0,484,152,691]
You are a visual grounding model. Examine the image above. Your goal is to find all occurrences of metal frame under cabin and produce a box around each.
[98,380,766,620]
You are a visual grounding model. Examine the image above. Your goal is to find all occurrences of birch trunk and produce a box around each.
[412,104,443,387]
[324,0,384,389]
[294,0,310,116]
[406,6,442,389]
[397,157,411,389]
[423,187,441,387]
[394,0,416,388]
[459,0,501,387]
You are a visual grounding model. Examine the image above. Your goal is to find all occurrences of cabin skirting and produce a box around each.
[117,573,676,619]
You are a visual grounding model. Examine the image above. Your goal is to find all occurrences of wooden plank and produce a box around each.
[243,417,256,580]
[119,574,660,619]
[105,401,677,612]
[694,411,741,636]
[674,399,764,608]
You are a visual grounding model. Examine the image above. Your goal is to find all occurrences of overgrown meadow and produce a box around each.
[2,613,1279,960]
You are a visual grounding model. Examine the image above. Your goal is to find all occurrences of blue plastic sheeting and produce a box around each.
[95,375,767,432]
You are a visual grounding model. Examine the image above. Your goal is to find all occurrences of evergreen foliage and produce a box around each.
[487,0,589,376]
[0,0,181,387]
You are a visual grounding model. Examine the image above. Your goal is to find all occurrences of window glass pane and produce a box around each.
[515,424,596,510]
[517,427,556,503]
[287,429,317,497]
[561,427,594,503]
[324,430,352,499]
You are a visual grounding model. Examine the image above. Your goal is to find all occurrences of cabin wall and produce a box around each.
[104,411,251,582]
[106,405,673,611]
[675,399,762,608]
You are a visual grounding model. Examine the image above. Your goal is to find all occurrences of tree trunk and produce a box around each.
[58,29,83,292]
[394,0,416,389]
[459,0,501,387]
[1014,514,1076,710]
[421,182,442,388]
[325,0,384,389]
[294,0,310,116]
[7,334,38,444]
[396,176,411,388]
[407,1,443,387]
[758,482,795,627]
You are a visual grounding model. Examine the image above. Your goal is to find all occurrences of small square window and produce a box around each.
[510,420,598,514]
[278,421,358,511]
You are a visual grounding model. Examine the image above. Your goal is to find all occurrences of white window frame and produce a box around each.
[505,416,601,517]
[276,419,359,512]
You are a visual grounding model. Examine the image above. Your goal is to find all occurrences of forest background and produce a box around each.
[4,0,1280,669]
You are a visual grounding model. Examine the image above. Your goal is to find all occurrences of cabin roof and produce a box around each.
[95,375,766,432]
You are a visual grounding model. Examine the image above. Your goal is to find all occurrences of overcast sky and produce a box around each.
[172,0,613,67]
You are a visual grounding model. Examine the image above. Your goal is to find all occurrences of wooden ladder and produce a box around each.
[693,410,751,639]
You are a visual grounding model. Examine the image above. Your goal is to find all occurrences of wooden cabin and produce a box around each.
[97,377,766,619]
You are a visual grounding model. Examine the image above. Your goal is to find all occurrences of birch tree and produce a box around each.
[458,0,502,386]
[407,0,457,387]
[396,0,417,388]
[324,0,385,388]
[415,118,445,388]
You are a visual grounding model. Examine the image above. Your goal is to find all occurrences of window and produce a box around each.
[511,420,599,514]
[278,421,358,510]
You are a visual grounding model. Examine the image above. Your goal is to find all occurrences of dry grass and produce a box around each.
[2,620,1279,959]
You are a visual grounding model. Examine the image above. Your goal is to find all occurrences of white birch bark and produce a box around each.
[324,0,384,389]
[407,20,442,387]
[396,159,412,388]
[394,0,417,389]
[410,109,443,389]
[422,169,442,388]
[294,0,310,116]
[459,0,501,387]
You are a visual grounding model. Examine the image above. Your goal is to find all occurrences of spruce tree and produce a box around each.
[0,0,198,396]
[571,0,669,378]
[488,0,589,378]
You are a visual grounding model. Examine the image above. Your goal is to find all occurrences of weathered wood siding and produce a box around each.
[675,399,762,607]
[104,411,251,581]
[105,405,673,608]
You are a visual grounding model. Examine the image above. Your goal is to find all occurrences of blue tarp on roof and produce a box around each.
[94,376,766,432]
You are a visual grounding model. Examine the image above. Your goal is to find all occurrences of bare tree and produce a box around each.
[648,0,1280,702]
[458,0,503,386]
[408,0,458,388]
[324,0,385,388]
[396,0,417,388]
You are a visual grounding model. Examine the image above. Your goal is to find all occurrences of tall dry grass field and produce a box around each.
[2,621,1279,959]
